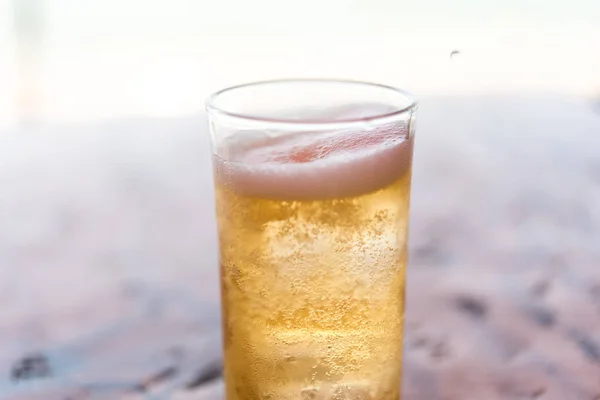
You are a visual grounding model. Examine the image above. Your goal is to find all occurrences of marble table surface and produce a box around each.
[1,95,600,399]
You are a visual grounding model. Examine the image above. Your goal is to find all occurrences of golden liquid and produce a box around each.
[216,161,412,400]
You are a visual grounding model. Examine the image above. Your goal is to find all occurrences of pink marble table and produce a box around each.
[1,95,600,399]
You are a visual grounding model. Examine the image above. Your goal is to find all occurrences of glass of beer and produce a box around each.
[206,79,417,400]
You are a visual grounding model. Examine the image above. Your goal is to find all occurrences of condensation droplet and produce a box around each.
[301,386,319,400]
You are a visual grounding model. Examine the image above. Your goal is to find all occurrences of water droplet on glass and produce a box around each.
[301,386,319,400]
[284,354,297,362]
[332,384,372,400]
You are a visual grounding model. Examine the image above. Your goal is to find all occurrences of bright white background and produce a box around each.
[1,0,599,127]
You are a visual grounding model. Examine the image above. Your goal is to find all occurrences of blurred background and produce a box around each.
[0,0,600,127]
[1,0,600,399]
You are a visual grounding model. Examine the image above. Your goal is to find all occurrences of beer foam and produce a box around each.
[214,124,413,200]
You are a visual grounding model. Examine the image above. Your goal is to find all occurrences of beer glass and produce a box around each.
[206,79,417,400]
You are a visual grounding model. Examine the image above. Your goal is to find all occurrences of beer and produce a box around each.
[213,119,414,400]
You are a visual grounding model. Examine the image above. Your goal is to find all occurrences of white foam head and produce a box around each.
[213,121,414,201]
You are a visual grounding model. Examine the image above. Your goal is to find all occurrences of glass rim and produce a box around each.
[205,78,418,129]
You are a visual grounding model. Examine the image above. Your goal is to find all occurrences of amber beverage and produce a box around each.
[206,80,417,400]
